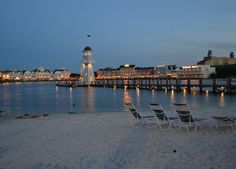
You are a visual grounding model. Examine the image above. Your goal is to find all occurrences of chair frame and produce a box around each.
[126,103,156,127]
[0,110,10,119]
[172,103,205,133]
[212,116,235,131]
[149,103,178,130]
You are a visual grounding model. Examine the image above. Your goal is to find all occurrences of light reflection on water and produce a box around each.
[0,82,235,116]
[219,92,225,107]
[80,87,95,112]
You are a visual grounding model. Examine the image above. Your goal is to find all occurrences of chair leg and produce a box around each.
[160,123,171,130]
[195,125,200,133]
[186,127,190,134]
[194,125,197,133]
[129,119,141,128]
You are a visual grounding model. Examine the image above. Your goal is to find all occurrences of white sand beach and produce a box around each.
[0,112,236,169]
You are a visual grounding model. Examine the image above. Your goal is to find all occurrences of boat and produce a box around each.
[56,81,78,88]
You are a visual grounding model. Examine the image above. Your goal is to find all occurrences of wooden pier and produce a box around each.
[93,78,236,94]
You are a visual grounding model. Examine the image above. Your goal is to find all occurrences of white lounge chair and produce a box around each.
[149,103,178,130]
[172,103,206,133]
[125,103,156,127]
[0,110,9,119]
[212,116,235,130]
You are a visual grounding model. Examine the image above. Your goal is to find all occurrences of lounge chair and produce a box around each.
[212,116,235,130]
[172,103,206,133]
[0,110,10,119]
[125,103,156,127]
[149,103,178,130]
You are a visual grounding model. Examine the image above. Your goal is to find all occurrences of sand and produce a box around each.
[0,112,236,169]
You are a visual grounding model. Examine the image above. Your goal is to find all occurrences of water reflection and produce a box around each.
[164,88,168,95]
[171,89,175,98]
[80,87,95,112]
[219,92,225,107]
[170,89,175,103]
[1,82,236,115]
[69,87,73,108]
[123,90,131,104]
[151,89,155,99]
[135,88,141,104]
[182,88,187,97]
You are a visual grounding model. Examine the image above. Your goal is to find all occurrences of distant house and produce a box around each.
[11,71,23,81]
[23,70,34,81]
[1,70,11,81]
[53,69,71,80]
[33,67,53,81]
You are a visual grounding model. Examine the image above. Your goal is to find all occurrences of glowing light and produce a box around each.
[124,85,128,90]
[183,88,187,96]
[221,92,224,97]
[165,88,168,94]
[123,90,131,106]
[171,89,174,97]
[124,64,130,67]
[151,89,155,95]
[206,90,209,95]
[136,87,140,97]
[183,65,199,69]
[219,92,225,107]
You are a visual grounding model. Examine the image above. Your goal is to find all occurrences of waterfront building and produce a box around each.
[153,65,179,77]
[197,50,236,65]
[33,67,53,81]
[23,70,34,81]
[11,71,23,81]
[135,67,154,77]
[96,64,154,79]
[178,65,215,78]
[96,64,215,79]
[53,69,71,81]
[1,70,11,81]
[80,46,95,85]
[96,67,118,79]
[119,64,136,78]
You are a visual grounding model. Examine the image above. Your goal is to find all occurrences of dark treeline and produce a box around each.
[210,65,236,78]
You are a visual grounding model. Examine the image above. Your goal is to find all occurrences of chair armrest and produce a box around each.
[194,118,206,121]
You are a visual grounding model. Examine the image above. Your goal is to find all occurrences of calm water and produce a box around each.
[0,82,236,117]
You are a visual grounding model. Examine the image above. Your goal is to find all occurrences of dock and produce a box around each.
[93,77,236,93]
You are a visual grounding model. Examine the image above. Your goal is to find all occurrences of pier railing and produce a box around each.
[94,78,236,93]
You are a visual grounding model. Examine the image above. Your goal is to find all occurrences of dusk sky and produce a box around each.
[0,0,236,72]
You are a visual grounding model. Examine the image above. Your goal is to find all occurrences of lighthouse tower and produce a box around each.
[80,46,95,85]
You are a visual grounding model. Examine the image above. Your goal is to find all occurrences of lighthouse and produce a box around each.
[80,46,95,85]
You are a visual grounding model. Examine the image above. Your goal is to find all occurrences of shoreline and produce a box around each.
[1,112,236,169]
